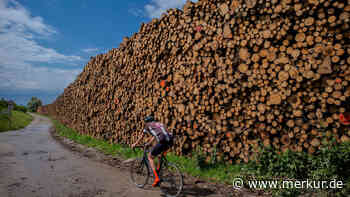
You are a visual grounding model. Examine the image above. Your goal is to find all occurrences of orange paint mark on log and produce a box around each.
[335,78,342,83]
[160,80,166,88]
[340,113,350,125]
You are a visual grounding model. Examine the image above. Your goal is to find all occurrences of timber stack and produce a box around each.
[49,0,350,163]
[37,106,48,115]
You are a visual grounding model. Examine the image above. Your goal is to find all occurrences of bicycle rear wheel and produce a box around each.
[130,157,149,188]
[159,162,183,197]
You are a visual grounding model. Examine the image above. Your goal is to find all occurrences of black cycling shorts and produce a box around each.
[150,140,173,157]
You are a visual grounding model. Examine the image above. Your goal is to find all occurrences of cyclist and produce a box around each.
[131,115,173,187]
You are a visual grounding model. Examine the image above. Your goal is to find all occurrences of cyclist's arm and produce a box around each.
[132,132,144,147]
[145,136,155,147]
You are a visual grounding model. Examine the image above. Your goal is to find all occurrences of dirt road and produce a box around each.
[0,113,227,197]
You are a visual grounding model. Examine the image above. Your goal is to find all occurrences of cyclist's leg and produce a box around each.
[156,154,162,171]
[157,140,173,170]
[149,143,165,186]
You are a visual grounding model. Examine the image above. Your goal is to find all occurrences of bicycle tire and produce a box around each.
[159,162,183,197]
[130,157,150,188]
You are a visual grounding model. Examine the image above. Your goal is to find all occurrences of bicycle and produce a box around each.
[130,145,183,197]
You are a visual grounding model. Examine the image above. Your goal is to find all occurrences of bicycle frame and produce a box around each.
[140,146,168,175]
[158,152,168,173]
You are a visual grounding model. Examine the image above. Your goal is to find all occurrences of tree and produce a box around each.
[0,98,7,109]
[27,97,42,112]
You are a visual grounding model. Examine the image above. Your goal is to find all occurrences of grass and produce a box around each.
[48,115,244,184]
[0,111,33,132]
[51,118,140,158]
[166,153,243,183]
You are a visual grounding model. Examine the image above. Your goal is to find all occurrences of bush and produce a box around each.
[247,142,350,196]
[14,105,27,113]
[193,145,221,170]
[193,146,207,170]
[250,146,311,179]
[0,99,27,113]
[0,98,8,109]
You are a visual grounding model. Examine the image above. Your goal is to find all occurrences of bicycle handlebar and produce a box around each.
[131,144,151,153]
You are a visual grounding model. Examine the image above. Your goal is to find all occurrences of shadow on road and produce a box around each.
[157,185,216,197]
[142,184,216,197]
[178,185,215,197]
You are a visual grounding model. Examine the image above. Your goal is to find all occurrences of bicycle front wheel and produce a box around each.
[130,157,149,188]
[159,162,183,197]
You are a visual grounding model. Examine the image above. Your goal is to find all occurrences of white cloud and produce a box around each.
[129,8,145,17]
[144,0,198,18]
[0,64,81,91]
[0,0,56,36]
[0,0,83,92]
[82,48,99,53]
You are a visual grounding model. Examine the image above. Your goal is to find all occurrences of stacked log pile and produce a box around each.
[50,0,350,163]
[37,106,48,115]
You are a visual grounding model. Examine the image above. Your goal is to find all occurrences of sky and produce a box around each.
[0,0,197,106]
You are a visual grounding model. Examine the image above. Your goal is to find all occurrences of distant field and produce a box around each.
[0,111,33,132]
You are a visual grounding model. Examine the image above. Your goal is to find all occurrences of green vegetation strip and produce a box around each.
[51,118,140,158]
[0,111,33,132]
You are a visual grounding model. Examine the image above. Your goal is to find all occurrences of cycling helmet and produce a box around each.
[144,116,154,123]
